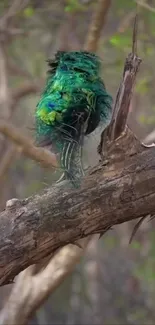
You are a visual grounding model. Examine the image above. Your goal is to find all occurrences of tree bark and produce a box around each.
[0,126,154,286]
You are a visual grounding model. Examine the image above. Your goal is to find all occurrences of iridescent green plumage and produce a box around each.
[35,51,112,186]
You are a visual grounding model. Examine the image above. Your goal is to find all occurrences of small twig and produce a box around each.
[0,121,58,168]
[84,0,111,52]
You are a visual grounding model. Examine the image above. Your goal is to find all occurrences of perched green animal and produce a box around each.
[35,51,112,186]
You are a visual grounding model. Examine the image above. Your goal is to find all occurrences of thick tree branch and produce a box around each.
[0,127,154,287]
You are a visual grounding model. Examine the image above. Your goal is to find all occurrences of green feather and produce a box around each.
[35,51,112,186]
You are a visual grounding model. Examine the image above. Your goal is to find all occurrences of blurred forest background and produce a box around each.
[1,0,155,324]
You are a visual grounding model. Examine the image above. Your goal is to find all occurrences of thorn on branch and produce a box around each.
[129,215,149,244]
[71,242,83,249]
[98,225,113,239]
[148,214,155,222]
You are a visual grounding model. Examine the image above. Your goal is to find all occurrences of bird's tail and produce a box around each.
[57,117,89,187]
[59,136,84,187]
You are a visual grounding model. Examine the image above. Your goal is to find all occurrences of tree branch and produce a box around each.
[11,81,42,112]
[12,82,42,101]
[0,237,90,325]
[135,0,155,13]
[7,60,32,78]
[0,121,58,168]
[84,0,111,52]
[0,127,154,288]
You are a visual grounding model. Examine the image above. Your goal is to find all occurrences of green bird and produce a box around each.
[35,51,112,187]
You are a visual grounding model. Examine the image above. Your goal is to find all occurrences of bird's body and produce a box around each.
[35,51,112,186]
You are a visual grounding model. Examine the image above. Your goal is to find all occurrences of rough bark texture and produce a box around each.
[0,127,154,286]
